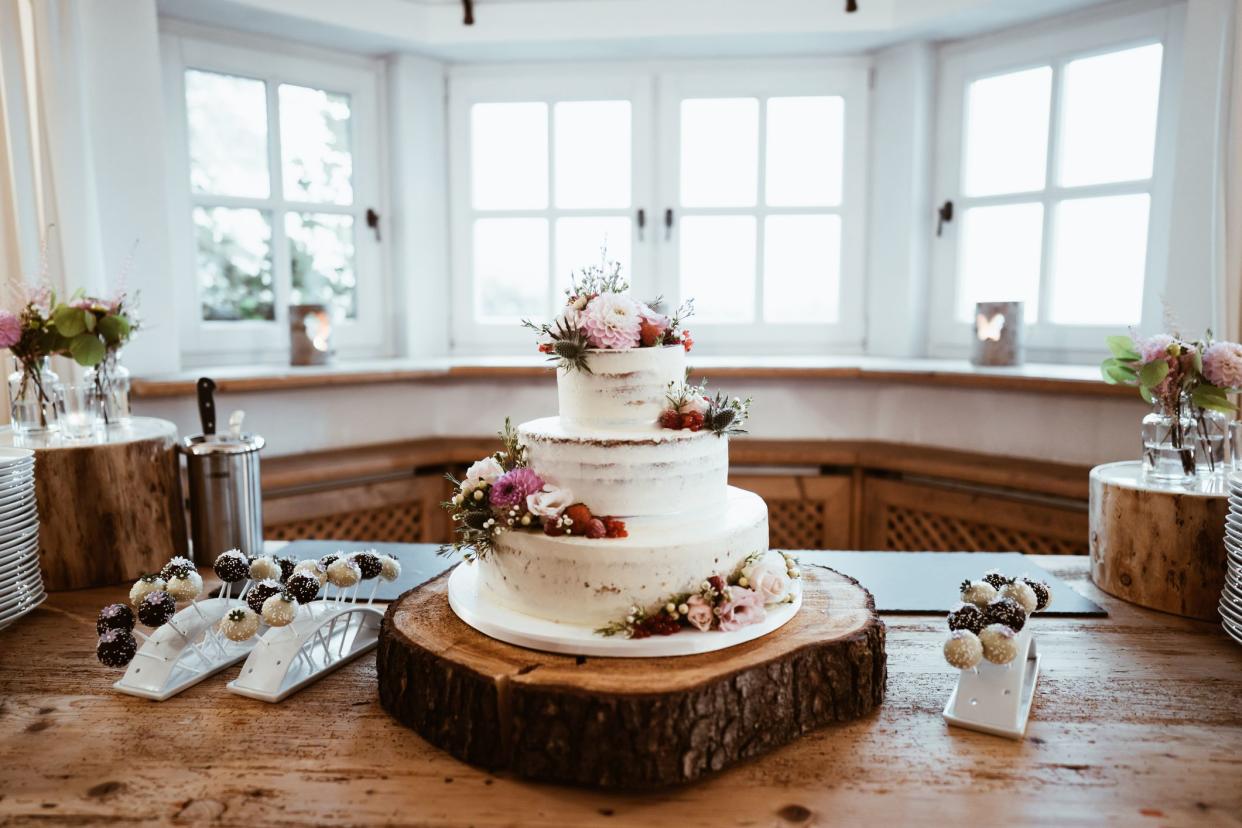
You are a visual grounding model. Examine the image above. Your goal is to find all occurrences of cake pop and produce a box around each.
[219,606,260,642]
[979,624,1020,664]
[129,574,166,607]
[165,570,204,603]
[137,590,177,627]
[378,554,401,582]
[160,556,195,581]
[943,629,983,670]
[246,579,284,615]
[981,569,1011,590]
[213,550,249,583]
[946,602,986,635]
[96,629,138,667]
[352,551,382,580]
[984,596,1027,632]
[1022,577,1052,611]
[275,556,297,583]
[292,560,327,586]
[318,553,340,571]
[959,579,997,609]
[327,557,361,589]
[261,592,298,627]
[284,572,321,604]
[999,580,1038,615]
[249,556,282,582]
[96,603,135,636]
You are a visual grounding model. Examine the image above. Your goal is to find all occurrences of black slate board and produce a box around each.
[276,542,1105,615]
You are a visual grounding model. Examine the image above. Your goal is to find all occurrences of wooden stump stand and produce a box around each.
[377,565,885,789]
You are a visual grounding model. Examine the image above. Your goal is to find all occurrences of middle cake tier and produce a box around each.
[518,416,728,517]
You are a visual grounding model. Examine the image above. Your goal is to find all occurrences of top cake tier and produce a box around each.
[557,345,685,430]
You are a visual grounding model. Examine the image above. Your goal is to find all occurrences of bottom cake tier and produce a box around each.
[476,486,769,627]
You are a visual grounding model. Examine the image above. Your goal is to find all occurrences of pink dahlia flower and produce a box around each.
[488,467,544,508]
[717,586,767,632]
[580,293,641,350]
[0,310,20,349]
[1139,334,1175,365]
[1203,341,1242,390]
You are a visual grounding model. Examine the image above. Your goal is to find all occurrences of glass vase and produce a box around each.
[83,350,131,426]
[1141,396,1198,483]
[1193,406,1230,476]
[7,357,65,435]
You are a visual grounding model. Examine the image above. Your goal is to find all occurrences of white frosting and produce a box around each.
[557,346,685,429]
[479,487,769,626]
[519,416,728,517]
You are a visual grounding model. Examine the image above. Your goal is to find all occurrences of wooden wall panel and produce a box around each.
[265,475,447,543]
[730,474,852,550]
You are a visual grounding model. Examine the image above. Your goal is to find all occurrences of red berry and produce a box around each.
[681,411,705,432]
[563,503,593,534]
[603,517,627,538]
[659,410,683,430]
[585,518,606,539]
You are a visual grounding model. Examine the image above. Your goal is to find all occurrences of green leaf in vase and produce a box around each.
[51,305,85,337]
[1138,360,1170,388]
[1105,335,1140,360]
[97,314,131,345]
[68,333,105,366]
[83,309,96,332]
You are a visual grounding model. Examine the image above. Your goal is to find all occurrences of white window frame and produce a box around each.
[161,26,391,365]
[929,5,1182,362]
[447,59,870,356]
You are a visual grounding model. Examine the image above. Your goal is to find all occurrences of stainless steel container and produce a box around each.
[179,433,266,560]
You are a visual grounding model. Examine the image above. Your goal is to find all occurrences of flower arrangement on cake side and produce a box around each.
[597,550,800,639]
[523,251,694,372]
[439,419,628,561]
[659,379,752,436]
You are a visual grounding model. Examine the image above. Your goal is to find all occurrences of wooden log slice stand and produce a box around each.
[1089,461,1228,621]
[378,564,885,789]
[0,417,188,591]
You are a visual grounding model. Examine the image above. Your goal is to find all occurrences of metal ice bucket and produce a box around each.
[179,432,266,560]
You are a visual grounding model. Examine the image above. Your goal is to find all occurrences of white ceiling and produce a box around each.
[156,0,1120,61]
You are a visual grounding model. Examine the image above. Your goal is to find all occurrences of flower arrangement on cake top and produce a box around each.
[659,379,752,436]
[523,251,694,373]
[439,419,628,561]
[597,550,800,639]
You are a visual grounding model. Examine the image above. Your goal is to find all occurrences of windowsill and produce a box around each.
[131,355,1132,399]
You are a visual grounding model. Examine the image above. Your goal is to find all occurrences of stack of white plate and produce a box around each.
[1222,474,1242,645]
[0,447,43,630]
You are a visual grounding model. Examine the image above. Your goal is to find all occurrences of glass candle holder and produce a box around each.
[60,383,102,442]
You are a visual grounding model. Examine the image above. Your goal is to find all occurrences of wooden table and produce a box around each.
[1,555,1240,826]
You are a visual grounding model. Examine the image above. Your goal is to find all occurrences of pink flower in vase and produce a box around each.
[717,586,767,632]
[488,467,545,508]
[1203,341,1242,390]
[0,310,20,349]
[1139,334,1175,364]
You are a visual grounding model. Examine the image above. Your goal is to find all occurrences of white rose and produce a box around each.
[743,551,792,604]
[465,456,504,487]
[526,485,575,519]
[679,395,710,416]
[569,295,588,312]
[555,304,581,331]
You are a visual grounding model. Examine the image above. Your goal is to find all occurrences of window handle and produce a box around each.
[936,200,953,237]
[366,207,381,242]
[664,208,674,240]
[637,208,646,241]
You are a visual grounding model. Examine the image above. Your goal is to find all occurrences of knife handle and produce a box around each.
[196,377,217,436]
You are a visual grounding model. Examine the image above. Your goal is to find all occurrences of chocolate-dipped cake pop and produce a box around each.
[352,551,382,580]
[160,556,195,581]
[246,579,283,615]
[129,574,166,607]
[979,623,1019,664]
[1023,577,1052,611]
[213,550,249,583]
[999,580,1038,615]
[261,592,298,627]
[378,554,401,582]
[96,603,135,636]
[946,602,986,635]
[984,596,1027,632]
[943,629,983,670]
[284,572,321,604]
[275,555,298,583]
[959,579,997,609]
[981,569,1011,590]
[165,570,204,603]
[327,557,361,588]
[137,590,177,627]
[249,556,282,582]
[96,629,138,667]
[318,553,340,570]
[292,560,327,586]
[219,606,260,642]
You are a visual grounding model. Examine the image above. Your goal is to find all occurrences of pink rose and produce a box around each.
[717,587,767,632]
[743,551,792,604]
[0,310,20,349]
[684,594,714,631]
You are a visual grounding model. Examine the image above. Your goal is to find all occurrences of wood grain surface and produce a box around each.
[0,556,1239,826]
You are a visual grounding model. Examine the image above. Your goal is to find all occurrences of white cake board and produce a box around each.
[446,561,802,658]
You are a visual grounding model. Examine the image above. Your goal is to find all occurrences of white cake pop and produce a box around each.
[959,579,998,609]
[249,556,282,581]
[327,557,362,588]
[219,606,260,641]
[378,554,401,582]
[1022,577,1052,611]
[999,580,1038,614]
[292,559,327,586]
[979,623,1020,665]
[165,570,204,603]
[261,592,298,627]
[943,630,983,670]
[129,575,166,607]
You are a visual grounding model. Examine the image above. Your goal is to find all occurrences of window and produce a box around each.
[449,62,868,354]
[162,33,387,361]
[930,9,1174,359]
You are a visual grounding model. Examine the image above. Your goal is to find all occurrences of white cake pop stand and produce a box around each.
[942,626,1041,739]
[446,561,802,658]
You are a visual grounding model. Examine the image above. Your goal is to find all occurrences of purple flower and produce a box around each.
[717,586,767,632]
[0,310,19,349]
[1203,341,1242,390]
[488,467,544,507]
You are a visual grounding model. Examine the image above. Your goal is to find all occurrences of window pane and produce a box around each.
[763,215,841,323]
[279,84,354,205]
[554,101,630,209]
[193,206,274,321]
[1059,44,1163,187]
[287,213,357,319]
[1048,194,1149,325]
[474,218,548,321]
[963,66,1051,196]
[955,202,1043,321]
[765,97,844,207]
[680,99,758,207]
[471,103,548,210]
[555,217,632,301]
[185,70,269,198]
[679,216,756,323]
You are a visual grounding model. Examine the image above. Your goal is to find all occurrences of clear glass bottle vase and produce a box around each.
[1192,406,1230,476]
[7,357,65,434]
[83,350,131,426]
[1141,395,1198,483]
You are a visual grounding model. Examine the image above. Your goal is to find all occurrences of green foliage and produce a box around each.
[68,333,105,366]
